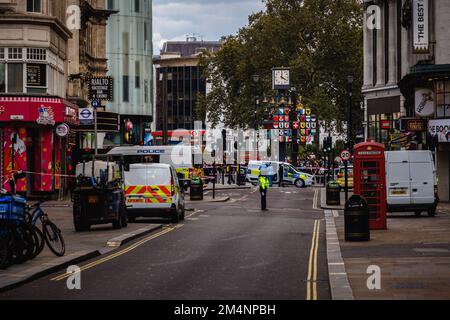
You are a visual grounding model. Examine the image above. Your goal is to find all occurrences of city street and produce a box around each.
[0,187,330,300]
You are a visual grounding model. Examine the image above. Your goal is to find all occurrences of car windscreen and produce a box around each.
[125,167,171,186]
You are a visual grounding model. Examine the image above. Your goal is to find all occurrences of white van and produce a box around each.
[124,163,186,223]
[247,161,314,188]
[385,151,439,216]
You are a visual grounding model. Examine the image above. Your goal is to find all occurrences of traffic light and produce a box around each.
[323,136,333,153]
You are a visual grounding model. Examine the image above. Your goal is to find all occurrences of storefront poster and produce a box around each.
[429,119,450,143]
[3,127,27,192]
[34,129,54,192]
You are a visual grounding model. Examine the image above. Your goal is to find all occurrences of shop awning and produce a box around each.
[0,97,79,126]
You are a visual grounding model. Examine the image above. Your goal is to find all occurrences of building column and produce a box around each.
[387,0,398,86]
[363,8,373,90]
[400,94,407,117]
[376,1,385,87]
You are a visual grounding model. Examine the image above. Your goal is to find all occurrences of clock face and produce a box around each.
[274,69,290,86]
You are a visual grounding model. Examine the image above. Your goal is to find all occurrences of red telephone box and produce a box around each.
[353,141,387,230]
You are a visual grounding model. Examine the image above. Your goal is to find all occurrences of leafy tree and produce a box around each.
[200,0,364,137]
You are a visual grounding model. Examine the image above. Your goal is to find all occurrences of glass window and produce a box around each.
[8,48,23,60]
[107,0,114,10]
[27,0,41,12]
[134,0,140,12]
[123,75,129,102]
[26,48,46,61]
[7,63,24,93]
[0,63,5,92]
[436,80,450,117]
[0,48,4,60]
[135,61,140,88]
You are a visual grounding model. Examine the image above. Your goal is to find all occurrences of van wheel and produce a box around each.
[428,210,437,217]
[180,207,185,221]
[295,179,306,188]
[128,215,136,223]
[171,210,180,224]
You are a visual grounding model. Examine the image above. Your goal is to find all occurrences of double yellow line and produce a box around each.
[51,224,183,282]
[312,189,319,210]
[306,219,321,300]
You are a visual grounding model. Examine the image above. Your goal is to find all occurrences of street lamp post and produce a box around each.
[345,75,354,202]
[253,74,260,160]
[347,75,354,151]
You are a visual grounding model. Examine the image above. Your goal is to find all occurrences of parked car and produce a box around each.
[247,161,314,188]
[124,163,185,223]
[385,151,438,217]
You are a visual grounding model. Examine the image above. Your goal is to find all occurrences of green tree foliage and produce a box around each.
[200,0,363,133]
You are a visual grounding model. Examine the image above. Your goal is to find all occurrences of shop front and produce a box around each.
[429,118,450,202]
[0,97,79,195]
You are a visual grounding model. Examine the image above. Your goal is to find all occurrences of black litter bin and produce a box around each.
[344,195,370,241]
[190,178,204,201]
[326,181,341,206]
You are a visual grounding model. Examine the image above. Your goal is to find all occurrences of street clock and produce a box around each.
[272,68,290,90]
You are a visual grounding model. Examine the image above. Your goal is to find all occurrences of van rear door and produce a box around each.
[386,152,411,205]
[145,167,173,204]
[124,168,147,209]
[409,152,435,204]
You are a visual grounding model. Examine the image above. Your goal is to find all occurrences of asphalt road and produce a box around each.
[0,186,330,300]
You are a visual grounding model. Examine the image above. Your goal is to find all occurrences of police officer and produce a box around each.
[259,174,269,211]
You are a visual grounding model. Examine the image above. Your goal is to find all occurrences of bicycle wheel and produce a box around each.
[31,225,45,258]
[14,224,35,262]
[43,221,65,257]
[21,222,43,260]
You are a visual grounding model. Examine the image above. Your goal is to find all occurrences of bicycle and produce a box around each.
[26,202,65,257]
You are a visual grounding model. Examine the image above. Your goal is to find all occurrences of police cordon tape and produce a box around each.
[2,171,78,187]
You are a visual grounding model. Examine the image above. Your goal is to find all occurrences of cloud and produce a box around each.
[152,0,265,54]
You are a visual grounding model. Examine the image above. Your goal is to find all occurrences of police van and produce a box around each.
[107,145,193,180]
[124,163,186,223]
[247,161,314,188]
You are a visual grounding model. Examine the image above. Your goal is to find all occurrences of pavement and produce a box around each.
[0,187,331,300]
[320,187,450,300]
[0,204,163,292]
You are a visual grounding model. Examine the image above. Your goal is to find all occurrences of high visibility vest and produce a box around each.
[259,176,269,190]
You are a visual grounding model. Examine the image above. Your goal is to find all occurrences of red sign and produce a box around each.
[380,120,391,130]
[0,97,79,126]
[340,150,352,161]
[292,122,299,130]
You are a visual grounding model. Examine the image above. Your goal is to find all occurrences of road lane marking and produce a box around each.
[50,225,183,282]
[313,220,321,300]
[306,219,321,300]
[312,189,319,210]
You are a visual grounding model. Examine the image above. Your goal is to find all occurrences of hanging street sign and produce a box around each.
[88,77,114,101]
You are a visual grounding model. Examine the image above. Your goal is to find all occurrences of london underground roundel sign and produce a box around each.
[340,150,352,162]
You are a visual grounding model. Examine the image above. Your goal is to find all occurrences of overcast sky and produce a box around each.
[153,0,265,54]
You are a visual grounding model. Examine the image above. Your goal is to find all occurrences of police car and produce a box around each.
[247,161,314,188]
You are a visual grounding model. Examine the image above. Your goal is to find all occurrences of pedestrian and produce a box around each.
[259,174,269,211]
[265,163,274,187]
[278,164,284,187]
